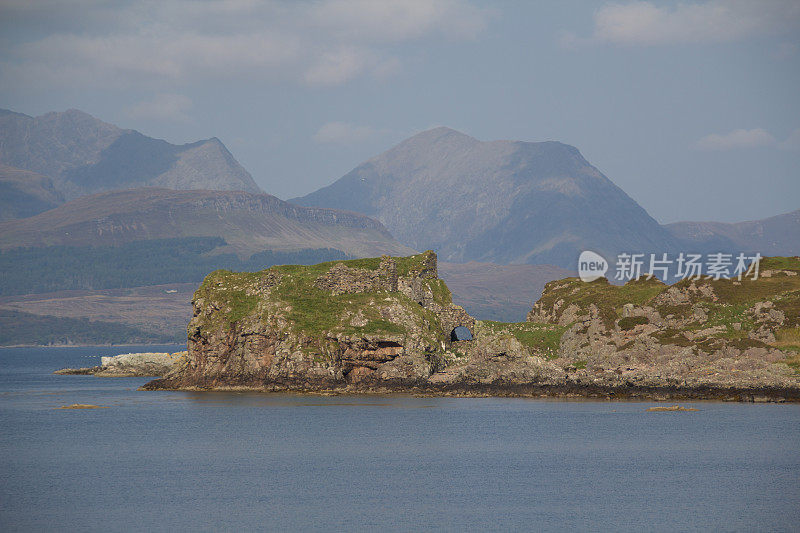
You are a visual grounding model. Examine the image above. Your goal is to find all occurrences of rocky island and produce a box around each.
[143,252,800,401]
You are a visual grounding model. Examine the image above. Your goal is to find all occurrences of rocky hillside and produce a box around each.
[0,187,413,258]
[0,164,64,221]
[666,209,800,256]
[527,256,800,397]
[145,251,474,390]
[292,127,678,268]
[0,108,261,201]
[144,252,800,401]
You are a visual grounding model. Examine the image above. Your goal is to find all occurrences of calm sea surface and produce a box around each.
[1,346,799,532]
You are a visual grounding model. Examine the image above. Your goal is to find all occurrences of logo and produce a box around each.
[578,250,608,282]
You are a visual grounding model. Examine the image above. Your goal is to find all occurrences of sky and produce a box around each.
[0,0,798,224]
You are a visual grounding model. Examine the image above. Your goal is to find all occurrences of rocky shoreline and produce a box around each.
[141,379,800,402]
[139,252,800,402]
[56,351,186,377]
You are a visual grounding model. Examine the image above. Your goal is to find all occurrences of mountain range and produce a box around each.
[0,107,798,343]
[294,127,799,268]
[0,108,261,203]
[665,209,800,256]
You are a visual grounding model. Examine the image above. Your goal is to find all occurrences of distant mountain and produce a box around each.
[0,108,261,200]
[0,164,64,221]
[438,261,573,322]
[292,127,678,268]
[666,209,800,256]
[0,187,413,258]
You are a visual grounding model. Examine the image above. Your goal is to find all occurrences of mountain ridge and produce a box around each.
[0,108,262,201]
[666,209,800,255]
[0,187,415,258]
[292,127,679,268]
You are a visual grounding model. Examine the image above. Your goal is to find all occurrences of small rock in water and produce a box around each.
[57,404,108,409]
[646,405,698,412]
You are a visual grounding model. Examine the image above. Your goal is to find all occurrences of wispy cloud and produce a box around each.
[0,0,489,89]
[579,0,800,46]
[126,93,193,122]
[694,128,777,151]
[312,122,390,144]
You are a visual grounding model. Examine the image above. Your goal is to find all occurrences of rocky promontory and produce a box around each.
[143,253,800,401]
[56,351,186,377]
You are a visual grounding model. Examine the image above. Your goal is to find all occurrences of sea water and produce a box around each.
[1,346,799,532]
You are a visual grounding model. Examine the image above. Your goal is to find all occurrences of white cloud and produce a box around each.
[126,93,193,122]
[591,0,800,46]
[779,128,800,151]
[313,122,389,144]
[695,128,777,151]
[0,0,488,88]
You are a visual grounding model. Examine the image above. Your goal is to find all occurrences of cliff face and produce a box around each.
[146,251,480,390]
[145,253,800,401]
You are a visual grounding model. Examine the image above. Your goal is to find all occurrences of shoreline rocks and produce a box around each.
[55,351,185,377]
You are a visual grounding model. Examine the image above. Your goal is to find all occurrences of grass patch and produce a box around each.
[773,328,800,357]
[618,316,648,331]
[480,321,566,359]
[346,319,407,336]
[775,327,800,344]
[780,352,800,374]
[652,328,693,347]
[759,256,800,272]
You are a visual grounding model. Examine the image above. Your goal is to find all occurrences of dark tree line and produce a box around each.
[0,238,351,296]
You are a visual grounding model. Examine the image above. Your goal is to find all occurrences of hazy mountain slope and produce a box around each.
[0,188,414,258]
[0,164,64,221]
[0,108,261,199]
[292,127,677,268]
[666,209,800,256]
[438,261,573,322]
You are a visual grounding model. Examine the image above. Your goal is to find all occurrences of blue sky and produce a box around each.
[1,0,798,223]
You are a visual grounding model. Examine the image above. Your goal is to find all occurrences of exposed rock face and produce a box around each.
[145,252,482,390]
[526,256,800,399]
[143,253,800,401]
[56,351,185,377]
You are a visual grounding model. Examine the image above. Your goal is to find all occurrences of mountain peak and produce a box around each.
[403,126,477,145]
[293,129,675,267]
[0,107,262,202]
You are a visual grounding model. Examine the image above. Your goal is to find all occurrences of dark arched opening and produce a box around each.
[451,326,473,342]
